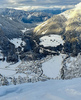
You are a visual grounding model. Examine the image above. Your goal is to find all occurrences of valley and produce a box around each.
[0,1,81,100]
[0,4,81,86]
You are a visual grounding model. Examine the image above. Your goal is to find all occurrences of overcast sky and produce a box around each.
[0,0,81,10]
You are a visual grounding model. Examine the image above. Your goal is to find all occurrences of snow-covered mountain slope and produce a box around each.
[0,78,81,100]
[61,53,81,79]
[34,14,66,35]
[33,2,81,56]
[0,15,26,38]
[34,2,81,35]
[34,2,81,36]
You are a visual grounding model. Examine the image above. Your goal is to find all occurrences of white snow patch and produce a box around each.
[9,17,13,20]
[75,2,81,10]
[61,11,71,19]
[36,22,42,26]
[36,28,40,33]
[41,30,48,35]
[21,28,34,33]
[42,22,47,27]
[21,28,30,33]
[27,14,32,19]
[42,54,64,78]
[2,15,4,17]
[9,38,26,48]
[40,35,64,47]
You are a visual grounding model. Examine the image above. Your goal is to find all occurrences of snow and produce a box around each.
[0,60,10,68]
[2,15,4,17]
[14,73,27,78]
[0,24,2,26]
[0,53,3,59]
[21,28,34,33]
[64,53,81,70]
[0,69,16,77]
[9,38,26,48]
[75,2,81,10]
[27,14,32,19]
[41,30,48,34]
[0,78,81,100]
[0,60,21,77]
[28,73,37,78]
[42,54,64,78]
[66,57,77,69]
[61,11,71,19]
[9,17,12,20]
[42,22,47,27]
[36,22,42,26]
[36,28,40,33]
[40,35,64,47]
[61,53,81,79]
[61,2,81,19]
[21,28,30,33]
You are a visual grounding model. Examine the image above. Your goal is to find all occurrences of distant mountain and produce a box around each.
[0,8,67,24]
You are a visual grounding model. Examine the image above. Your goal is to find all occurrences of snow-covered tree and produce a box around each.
[1,77,9,86]
[17,76,23,84]
[11,77,16,85]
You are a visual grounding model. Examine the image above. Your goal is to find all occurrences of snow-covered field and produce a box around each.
[0,78,81,100]
[21,28,30,33]
[21,28,34,33]
[0,60,21,77]
[40,35,64,47]
[42,54,65,79]
[9,38,26,48]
